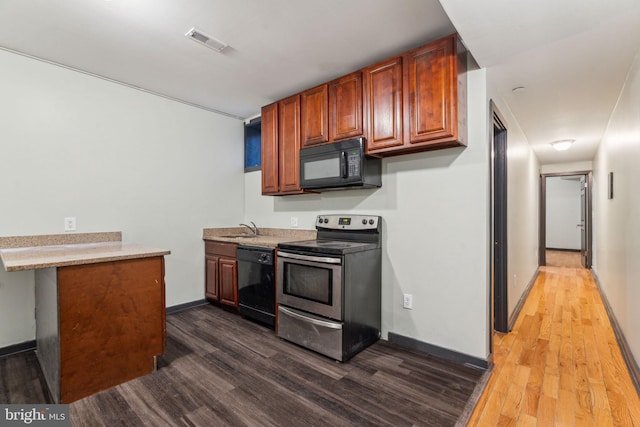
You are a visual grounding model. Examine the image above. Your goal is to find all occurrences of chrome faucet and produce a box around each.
[239,221,258,235]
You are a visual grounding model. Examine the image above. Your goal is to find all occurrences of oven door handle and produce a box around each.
[279,306,343,330]
[277,251,342,265]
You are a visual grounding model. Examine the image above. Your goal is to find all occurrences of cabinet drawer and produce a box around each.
[277,305,344,361]
[205,241,237,257]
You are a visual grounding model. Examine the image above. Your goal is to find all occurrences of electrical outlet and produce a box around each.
[64,217,77,232]
[403,293,413,309]
[290,217,298,227]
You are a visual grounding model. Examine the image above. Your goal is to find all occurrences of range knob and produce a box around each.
[362,219,367,225]
[369,219,375,225]
[324,218,329,223]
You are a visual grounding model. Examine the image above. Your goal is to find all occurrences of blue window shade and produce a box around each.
[244,119,261,172]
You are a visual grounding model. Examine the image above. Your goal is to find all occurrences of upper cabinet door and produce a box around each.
[301,84,329,147]
[261,103,279,195]
[405,35,458,144]
[363,56,403,152]
[278,94,303,194]
[329,71,363,142]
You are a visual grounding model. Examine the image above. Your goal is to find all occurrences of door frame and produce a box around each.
[539,172,593,268]
[490,101,509,334]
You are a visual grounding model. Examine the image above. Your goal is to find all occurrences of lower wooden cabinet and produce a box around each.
[36,257,166,403]
[205,241,238,308]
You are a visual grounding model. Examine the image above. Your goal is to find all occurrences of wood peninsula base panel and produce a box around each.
[37,256,166,403]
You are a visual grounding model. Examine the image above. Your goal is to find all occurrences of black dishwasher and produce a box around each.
[237,245,275,328]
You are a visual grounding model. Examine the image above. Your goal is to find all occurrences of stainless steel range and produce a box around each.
[276,214,382,361]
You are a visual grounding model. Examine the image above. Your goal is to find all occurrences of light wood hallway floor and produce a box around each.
[467,259,640,425]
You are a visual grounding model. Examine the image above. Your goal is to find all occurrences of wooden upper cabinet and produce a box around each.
[301,73,363,145]
[260,33,468,189]
[301,84,329,147]
[261,95,307,195]
[363,56,404,153]
[261,102,279,194]
[329,71,363,142]
[278,94,303,194]
[403,34,467,152]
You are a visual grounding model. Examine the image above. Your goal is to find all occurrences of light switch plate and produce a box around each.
[290,217,298,227]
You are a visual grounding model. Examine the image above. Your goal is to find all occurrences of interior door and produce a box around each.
[493,116,508,333]
[580,176,587,268]
[540,172,592,269]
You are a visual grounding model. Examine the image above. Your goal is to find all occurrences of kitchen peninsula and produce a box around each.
[0,232,170,403]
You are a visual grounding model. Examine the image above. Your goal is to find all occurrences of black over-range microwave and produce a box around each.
[299,138,382,191]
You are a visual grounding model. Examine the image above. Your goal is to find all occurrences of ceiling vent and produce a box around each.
[185,28,228,53]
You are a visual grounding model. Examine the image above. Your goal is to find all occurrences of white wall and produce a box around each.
[244,66,491,360]
[546,176,582,250]
[486,82,541,322]
[0,50,244,348]
[593,49,640,361]
[540,161,592,174]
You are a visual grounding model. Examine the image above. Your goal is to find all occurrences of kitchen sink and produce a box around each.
[219,234,258,239]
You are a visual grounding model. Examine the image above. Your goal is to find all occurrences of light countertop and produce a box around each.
[0,232,170,272]
[203,227,316,248]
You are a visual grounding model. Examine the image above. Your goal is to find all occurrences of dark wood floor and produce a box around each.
[1,304,485,426]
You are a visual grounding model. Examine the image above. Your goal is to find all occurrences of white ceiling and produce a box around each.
[441,0,640,164]
[1,0,639,165]
[0,0,454,118]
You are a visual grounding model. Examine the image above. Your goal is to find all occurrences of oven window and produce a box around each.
[304,157,340,180]
[283,262,332,305]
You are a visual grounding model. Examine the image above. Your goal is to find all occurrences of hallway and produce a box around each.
[468,263,640,425]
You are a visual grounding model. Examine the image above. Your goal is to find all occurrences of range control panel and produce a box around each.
[316,214,380,231]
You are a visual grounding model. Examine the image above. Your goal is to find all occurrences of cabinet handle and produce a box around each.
[277,251,342,264]
[341,151,348,178]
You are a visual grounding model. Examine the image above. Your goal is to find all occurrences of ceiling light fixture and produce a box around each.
[550,139,575,151]
[185,28,228,53]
